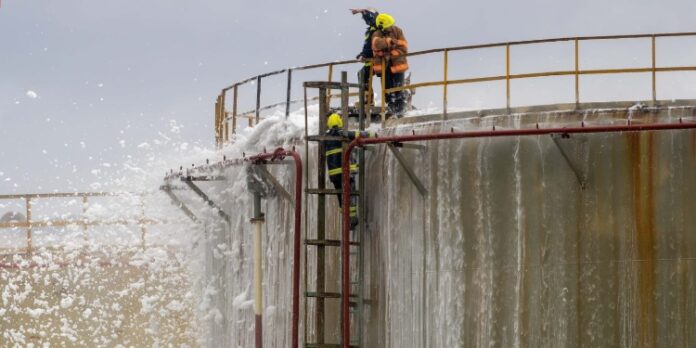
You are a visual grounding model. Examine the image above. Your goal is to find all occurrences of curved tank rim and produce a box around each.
[386,98,696,128]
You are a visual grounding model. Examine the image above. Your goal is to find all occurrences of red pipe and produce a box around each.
[248,147,302,348]
[255,315,263,348]
[340,120,696,347]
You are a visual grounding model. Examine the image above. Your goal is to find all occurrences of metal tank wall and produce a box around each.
[190,163,299,347]
[196,105,696,347]
[200,149,348,347]
[361,107,696,347]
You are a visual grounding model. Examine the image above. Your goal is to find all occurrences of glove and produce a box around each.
[374,38,388,51]
[355,53,363,60]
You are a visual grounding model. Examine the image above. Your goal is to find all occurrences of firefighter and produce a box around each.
[350,8,379,92]
[371,13,409,117]
[325,113,375,230]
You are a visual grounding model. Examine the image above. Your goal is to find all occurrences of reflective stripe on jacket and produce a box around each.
[371,25,409,74]
[325,128,376,177]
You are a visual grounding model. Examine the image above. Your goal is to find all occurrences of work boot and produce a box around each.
[350,216,359,230]
[384,106,394,119]
[387,102,406,118]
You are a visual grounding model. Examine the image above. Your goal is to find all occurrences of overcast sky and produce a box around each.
[1,0,695,194]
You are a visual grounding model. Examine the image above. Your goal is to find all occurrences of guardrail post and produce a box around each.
[256,76,262,125]
[341,71,349,126]
[443,49,449,120]
[652,35,657,104]
[139,196,147,250]
[219,94,224,146]
[327,64,334,106]
[368,65,374,107]
[359,69,366,129]
[223,119,228,144]
[575,39,580,108]
[222,92,228,144]
[381,57,387,124]
[286,69,293,118]
[233,85,238,134]
[506,43,511,114]
[82,195,89,244]
[215,95,221,148]
[25,197,32,254]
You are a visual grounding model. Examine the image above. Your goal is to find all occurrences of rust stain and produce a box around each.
[519,193,529,348]
[628,132,656,348]
[690,129,696,162]
[574,184,585,347]
[680,260,689,348]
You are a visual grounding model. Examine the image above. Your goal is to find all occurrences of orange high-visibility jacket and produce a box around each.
[371,25,409,74]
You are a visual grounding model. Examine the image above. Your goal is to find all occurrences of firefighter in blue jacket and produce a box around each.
[325,113,375,229]
[351,8,379,91]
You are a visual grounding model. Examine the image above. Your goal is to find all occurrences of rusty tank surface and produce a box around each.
[191,101,696,347]
[360,103,696,347]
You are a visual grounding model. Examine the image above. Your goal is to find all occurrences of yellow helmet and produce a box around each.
[327,113,343,129]
[375,13,395,30]
[326,113,343,129]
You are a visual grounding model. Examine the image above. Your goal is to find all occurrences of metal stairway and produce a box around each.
[302,73,367,348]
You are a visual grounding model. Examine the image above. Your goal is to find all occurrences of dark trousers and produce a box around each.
[358,65,373,107]
[329,174,357,208]
[329,173,359,227]
[358,65,371,90]
[384,69,405,114]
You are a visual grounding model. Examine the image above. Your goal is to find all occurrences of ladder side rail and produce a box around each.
[315,87,329,345]
[356,68,367,347]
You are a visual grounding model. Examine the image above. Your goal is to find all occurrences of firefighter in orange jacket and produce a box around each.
[371,13,409,116]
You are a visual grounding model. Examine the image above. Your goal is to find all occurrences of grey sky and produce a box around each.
[1,0,695,193]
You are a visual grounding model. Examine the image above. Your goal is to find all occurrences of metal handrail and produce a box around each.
[0,192,117,199]
[0,192,159,254]
[214,31,696,146]
[231,92,362,120]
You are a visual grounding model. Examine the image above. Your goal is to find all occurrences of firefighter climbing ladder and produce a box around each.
[303,72,366,347]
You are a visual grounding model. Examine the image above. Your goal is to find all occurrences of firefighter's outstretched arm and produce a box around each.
[341,130,377,140]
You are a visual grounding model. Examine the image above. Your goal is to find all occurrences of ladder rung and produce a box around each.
[305,291,341,298]
[304,292,369,308]
[305,239,360,247]
[305,344,358,348]
[305,291,358,299]
[305,188,360,196]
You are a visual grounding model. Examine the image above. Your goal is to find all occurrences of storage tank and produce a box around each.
[190,102,696,347]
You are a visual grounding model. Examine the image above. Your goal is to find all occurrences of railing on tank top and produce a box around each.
[0,192,161,255]
[214,32,696,147]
